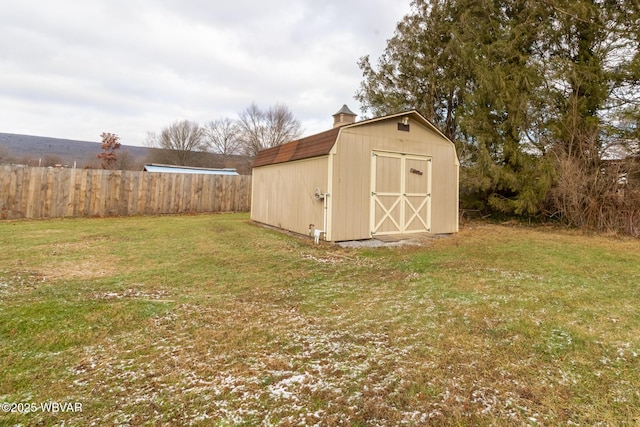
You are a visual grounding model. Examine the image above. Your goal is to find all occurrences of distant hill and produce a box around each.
[0,133,253,173]
[0,133,150,169]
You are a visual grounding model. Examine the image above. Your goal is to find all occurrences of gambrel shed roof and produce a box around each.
[252,127,341,168]
[252,110,450,168]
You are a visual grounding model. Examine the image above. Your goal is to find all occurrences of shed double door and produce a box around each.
[370,151,432,236]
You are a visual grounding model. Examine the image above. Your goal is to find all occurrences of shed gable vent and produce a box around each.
[397,116,410,132]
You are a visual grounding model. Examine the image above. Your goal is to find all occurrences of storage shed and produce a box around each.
[251,107,459,242]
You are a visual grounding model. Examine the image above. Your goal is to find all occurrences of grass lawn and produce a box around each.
[1,213,639,426]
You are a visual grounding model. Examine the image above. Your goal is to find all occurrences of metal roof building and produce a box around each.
[143,164,239,176]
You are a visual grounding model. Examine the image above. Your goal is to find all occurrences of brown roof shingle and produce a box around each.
[252,127,341,168]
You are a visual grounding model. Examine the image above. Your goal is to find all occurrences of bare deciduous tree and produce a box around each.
[113,150,143,171]
[203,118,241,157]
[0,144,13,165]
[237,103,302,157]
[42,154,64,167]
[147,120,206,166]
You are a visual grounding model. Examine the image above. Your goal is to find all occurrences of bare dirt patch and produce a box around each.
[42,259,118,280]
[337,232,454,248]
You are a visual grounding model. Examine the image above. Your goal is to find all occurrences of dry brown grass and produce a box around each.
[0,215,639,426]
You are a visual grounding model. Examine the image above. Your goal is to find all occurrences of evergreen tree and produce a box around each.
[358,0,640,229]
[357,0,471,143]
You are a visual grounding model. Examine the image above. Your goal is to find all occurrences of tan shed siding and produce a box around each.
[251,156,328,236]
[428,142,459,233]
[329,131,373,241]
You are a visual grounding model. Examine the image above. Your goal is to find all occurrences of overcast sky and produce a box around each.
[1,1,412,146]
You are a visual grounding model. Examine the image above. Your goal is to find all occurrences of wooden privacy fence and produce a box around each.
[0,166,251,220]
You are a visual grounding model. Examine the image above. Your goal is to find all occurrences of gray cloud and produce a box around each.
[0,0,411,145]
